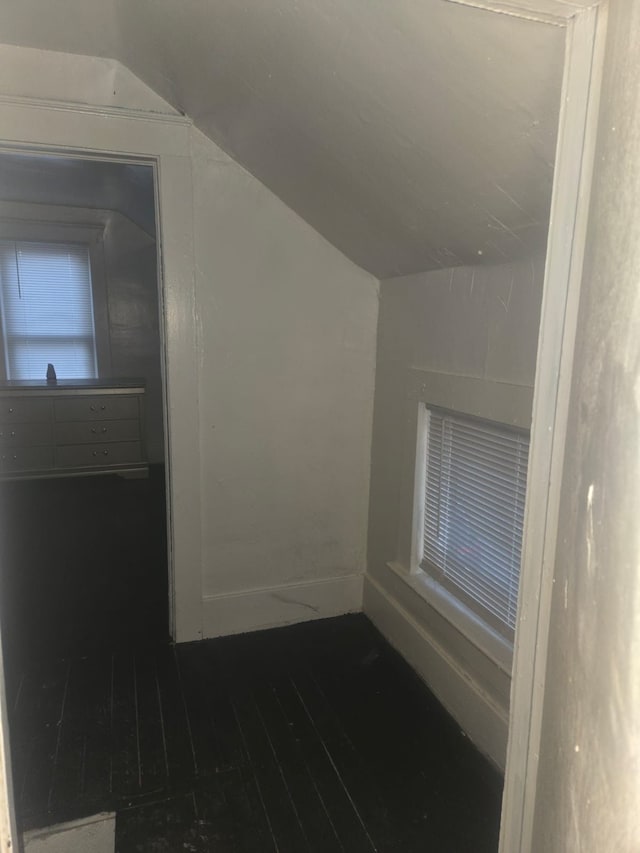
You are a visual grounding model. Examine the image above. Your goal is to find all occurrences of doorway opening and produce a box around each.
[0,149,172,734]
[0,0,609,846]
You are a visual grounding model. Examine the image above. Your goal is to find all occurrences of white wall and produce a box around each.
[530,0,640,846]
[366,254,545,768]
[0,44,176,114]
[190,129,378,636]
[0,46,380,639]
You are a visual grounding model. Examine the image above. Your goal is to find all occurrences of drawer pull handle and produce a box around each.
[100,405,106,411]
[89,404,97,412]
[8,408,13,414]
[10,431,15,437]
[91,428,97,434]
[103,450,109,456]
[101,427,108,434]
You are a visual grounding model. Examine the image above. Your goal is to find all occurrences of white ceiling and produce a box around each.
[0,0,566,278]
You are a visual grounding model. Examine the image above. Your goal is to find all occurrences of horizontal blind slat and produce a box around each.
[432,491,526,543]
[423,407,529,636]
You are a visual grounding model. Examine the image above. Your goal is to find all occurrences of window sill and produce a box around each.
[386,560,513,675]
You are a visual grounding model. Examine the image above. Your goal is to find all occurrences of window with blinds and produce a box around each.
[421,407,529,640]
[0,240,98,381]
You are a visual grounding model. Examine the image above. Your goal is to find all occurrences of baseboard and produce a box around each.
[363,573,508,770]
[202,573,364,638]
[23,812,115,853]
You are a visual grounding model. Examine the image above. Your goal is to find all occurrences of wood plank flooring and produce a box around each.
[8,615,503,852]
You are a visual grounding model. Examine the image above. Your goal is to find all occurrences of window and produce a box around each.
[0,240,98,380]
[421,407,529,641]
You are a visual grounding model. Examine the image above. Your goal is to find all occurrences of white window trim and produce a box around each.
[391,368,533,673]
[0,216,112,381]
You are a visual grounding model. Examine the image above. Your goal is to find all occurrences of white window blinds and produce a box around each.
[422,407,529,639]
[0,240,97,381]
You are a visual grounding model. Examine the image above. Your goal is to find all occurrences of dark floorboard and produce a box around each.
[0,471,502,851]
[7,615,503,852]
[0,466,169,687]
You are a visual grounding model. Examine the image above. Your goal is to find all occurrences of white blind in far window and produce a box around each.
[0,240,97,381]
[422,407,529,639]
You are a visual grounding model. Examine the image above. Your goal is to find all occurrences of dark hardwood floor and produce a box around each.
[6,617,502,852]
[0,471,503,852]
[0,466,169,688]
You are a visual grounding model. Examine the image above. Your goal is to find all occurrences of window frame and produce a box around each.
[391,369,533,672]
[0,217,111,381]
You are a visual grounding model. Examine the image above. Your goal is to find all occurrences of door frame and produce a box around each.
[442,0,608,849]
[0,3,608,846]
[0,109,207,823]
[447,0,607,848]
[0,105,204,647]
[497,3,606,849]
[0,99,204,849]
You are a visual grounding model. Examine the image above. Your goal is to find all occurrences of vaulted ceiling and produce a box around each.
[0,0,565,278]
[0,154,156,237]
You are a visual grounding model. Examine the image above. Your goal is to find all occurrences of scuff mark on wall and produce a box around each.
[270,593,320,614]
[493,182,530,217]
[497,274,515,313]
[486,211,526,247]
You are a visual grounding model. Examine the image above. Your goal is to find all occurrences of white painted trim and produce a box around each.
[153,153,203,643]
[202,574,364,639]
[23,812,115,853]
[407,369,534,430]
[410,404,429,572]
[0,100,191,157]
[397,372,533,572]
[391,370,534,670]
[364,574,508,769]
[444,0,598,26]
[500,4,608,851]
[387,562,514,673]
[0,636,17,853]
[0,94,189,126]
[0,100,204,650]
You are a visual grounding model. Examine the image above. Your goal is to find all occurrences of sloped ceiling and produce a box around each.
[0,0,565,278]
[0,153,156,237]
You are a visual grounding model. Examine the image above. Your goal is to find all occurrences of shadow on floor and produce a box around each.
[0,466,169,684]
[7,615,503,853]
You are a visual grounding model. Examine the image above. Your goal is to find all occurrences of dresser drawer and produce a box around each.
[56,441,142,469]
[0,422,52,447]
[0,398,50,423]
[0,445,53,473]
[54,395,140,422]
[55,419,140,445]
[0,382,147,480]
